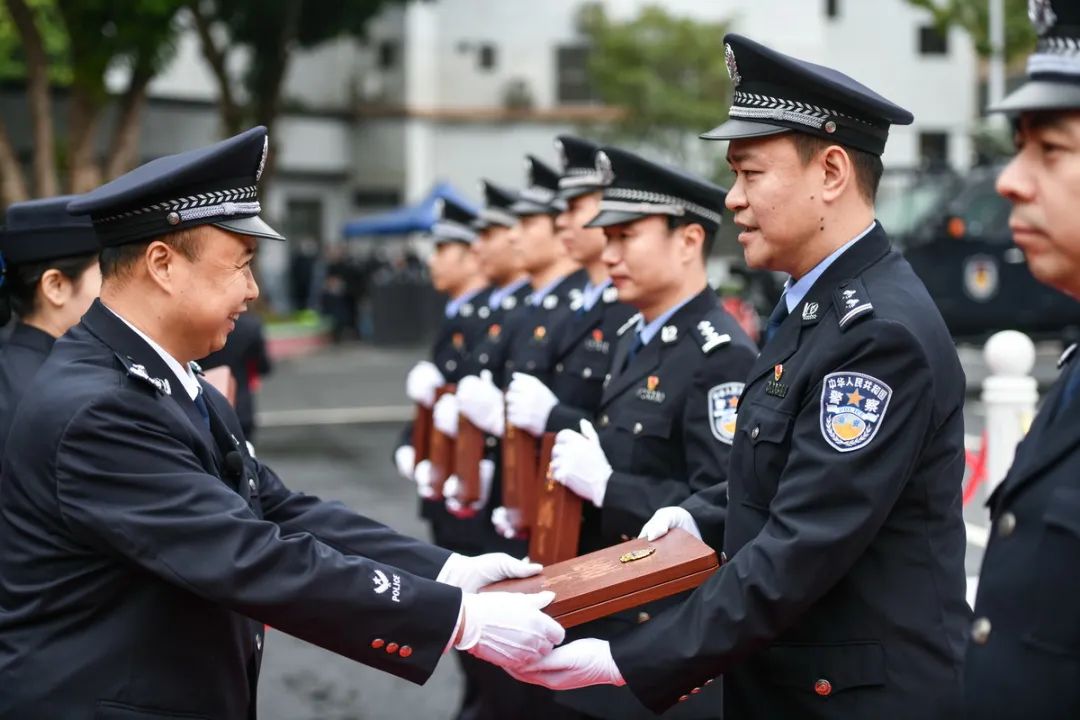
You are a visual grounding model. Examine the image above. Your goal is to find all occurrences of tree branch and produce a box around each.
[0,114,29,206]
[4,0,58,196]
[188,1,243,135]
[105,59,154,180]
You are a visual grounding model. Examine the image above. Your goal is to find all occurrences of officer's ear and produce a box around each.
[674,221,706,265]
[820,145,855,204]
[37,268,73,309]
[144,239,180,293]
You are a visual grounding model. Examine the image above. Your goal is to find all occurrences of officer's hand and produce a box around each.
[445,459,494,518]
[550,420,612,508]
[433,392,460,438]
[438,550,542,593]
[406,360,445,407]
[414,459,436,500]
[492,505,525,539]
[639,506,703,542]
[394,445,415,481]
[509,638,625,690]
[458,371,505,437]
[506,373,558,437]
[457,591,565,669]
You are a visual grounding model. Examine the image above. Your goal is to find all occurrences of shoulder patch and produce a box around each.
[709,381,744,445]
[618,312,643,337]
[1059,343,1077,369]
[819,371,891,452]
[693,315,732,354]
[833,279,873,330]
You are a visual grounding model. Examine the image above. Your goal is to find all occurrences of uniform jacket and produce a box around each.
[0,322,54,460]
[612,225,970,720]
[460,281,535,386]
[964,342,1080,719]
[503,268,589,389]
[0,300,461,720]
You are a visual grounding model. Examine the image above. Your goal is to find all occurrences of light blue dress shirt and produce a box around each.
[445,287,483,319]
[487,277,529,309]
[783,221,877,313]
[635,292,699,347]
[580,278,613,312]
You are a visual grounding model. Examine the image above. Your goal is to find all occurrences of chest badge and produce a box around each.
[452,332,465,349]
[488,323,502,339]
[637,375,665,403]
[820,371,893,453]
[534,326,547,341]
[766,364,788,398]
[586,328,609,354]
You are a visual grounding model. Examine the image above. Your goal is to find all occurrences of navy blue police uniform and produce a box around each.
[965,3,1080,717]
[607,35,970,720]
[0,196,100,455]
[0,127,462,719]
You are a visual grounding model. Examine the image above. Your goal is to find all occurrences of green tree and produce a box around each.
[905,0,1037,61]
[576,3,732,167]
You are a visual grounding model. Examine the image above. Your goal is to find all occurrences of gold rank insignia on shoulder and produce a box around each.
[620,547,656,563]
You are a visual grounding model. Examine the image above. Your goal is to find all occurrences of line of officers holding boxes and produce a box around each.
[0,18,1078,720]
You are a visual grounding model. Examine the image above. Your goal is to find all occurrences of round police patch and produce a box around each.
[820,372,892,452]
[709,381,744,445]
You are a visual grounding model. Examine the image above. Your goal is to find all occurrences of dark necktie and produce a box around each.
[1052,361,1080,421]
[193,388,211,430]
[621,331,645,373]
[764,296,790,343]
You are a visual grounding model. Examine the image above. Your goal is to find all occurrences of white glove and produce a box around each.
[506,372,559,437]
[550,420,612,508]
[492,505,525,540]
[458,371,505,437]
[394,445,416,482]
[437,551,542,593]
[509,638,625,690]
[414,459,436,500]
[639,506,703,542]
[456,591,565,669]
[406,360,445,407]
[445,459,495,518]
[433,393,460,438]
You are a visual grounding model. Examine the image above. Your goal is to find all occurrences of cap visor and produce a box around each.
[700,118,791,142]
[559,185,604,201]
[509,200,560,217]
[989,80,1080,114]
[212,215,285,241]
[583,209,649,229]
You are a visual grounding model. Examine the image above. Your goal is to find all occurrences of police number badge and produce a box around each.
[820,372,891,452]
[709,382,744,445]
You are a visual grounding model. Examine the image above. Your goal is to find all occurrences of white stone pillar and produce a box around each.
[981,330,1038,494]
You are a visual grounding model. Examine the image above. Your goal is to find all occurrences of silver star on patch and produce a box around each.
[725,43,741,87]
[1029,0,1057,35]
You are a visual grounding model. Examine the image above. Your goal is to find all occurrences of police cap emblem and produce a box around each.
[709,382,744,445]
[725,43,742,87]
[1029,0,1058,35]
[820,371,891,452]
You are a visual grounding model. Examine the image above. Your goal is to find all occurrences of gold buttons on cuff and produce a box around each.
[386,642,400,654]
[371,638,385,649]
[971,617,992,645]
[399,645,413,658]
[998,512,1016,537]
[814,678,832,697]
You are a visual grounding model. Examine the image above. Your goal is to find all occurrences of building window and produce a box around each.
[825,0,840,19]
[478,43,497,71]
[919,25,948,55]
[285,198,324,245]
[556,44,594,104]
[378,40,397,70]
[919,131,950,168]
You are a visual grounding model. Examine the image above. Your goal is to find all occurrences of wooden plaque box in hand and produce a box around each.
[411,402,433,465]
[481,529,719,628]
[454,415,485,504]
[502,422,538,532]
[528,432,583,566]
[427,384,457,499]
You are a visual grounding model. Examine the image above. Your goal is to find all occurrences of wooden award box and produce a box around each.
[502,422,539,532]
[453,415,485,504]
[427,384,457,498]
[527,432,583,566]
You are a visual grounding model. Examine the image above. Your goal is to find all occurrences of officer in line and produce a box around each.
[504,135,636,440]
[0,127,564,719]
[198,310,272,442]
[964,2,1080,716]
[546,146,756,720]
[0,196,101,455]
[514,34,969,720]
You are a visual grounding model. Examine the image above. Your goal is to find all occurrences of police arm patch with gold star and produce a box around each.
[709,381,744,445]
[820,372,892,452]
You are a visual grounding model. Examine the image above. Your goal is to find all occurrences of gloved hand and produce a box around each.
[456,591,565,669]
[414,459,436,500]
[506,373,559,437]
[445,459,494,518]
[394,445,415,482]
[437,551,542,593]
[639,506,703,542]
[433,393,460,438]
[492,505,525,540]
[509,638,625,690]
[550,420,612,508]
[406,360,445,408]
[458,371,505,437]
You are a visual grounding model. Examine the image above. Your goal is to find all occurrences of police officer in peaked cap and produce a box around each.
[0,196,101,459]
[965,2,1080,717]
[0,127,565,719]
[513,34,970,720]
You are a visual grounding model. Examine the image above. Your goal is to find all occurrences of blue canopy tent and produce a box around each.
[342,181,478,238]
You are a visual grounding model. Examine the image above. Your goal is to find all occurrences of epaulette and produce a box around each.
[115,353,172,396]
[833,279,874,330]
[693,311,732,354]
[1059,343,1077,369]
[617,312,642,336]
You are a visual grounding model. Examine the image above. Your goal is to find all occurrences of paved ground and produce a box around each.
[253,339,1063,719]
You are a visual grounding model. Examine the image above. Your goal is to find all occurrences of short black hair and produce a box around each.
[99,228,201,281]
[0,251,98,322]
[666,215,716,259]
[789,132,883,202]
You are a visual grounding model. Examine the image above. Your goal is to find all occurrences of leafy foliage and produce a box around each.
[905,0,1037,62]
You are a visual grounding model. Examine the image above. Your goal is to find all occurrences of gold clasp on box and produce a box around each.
[620,547,656,563]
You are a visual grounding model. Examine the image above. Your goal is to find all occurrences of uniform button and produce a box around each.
[599,415,609,428]
[678,695,689,703]
[371,638,385,649]
[399,645,413,658]
[751,426,760,439]
[582,367,592,378]
[998,512,1016,537]
[256,635,263,651]
[479,353,489,364]
[620,534,630,541]
[555,363,564,373]
[526,361,536,370]
[386,642,400,654]
[248,478,257,492]
[720,552,728,563]
[814,678,832,697]
[972,617,992,645]
[485,437,497,448]
[637,611,650,623]
[507,361,515,370]
[446,360,457,372]
[633,422,643,435]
